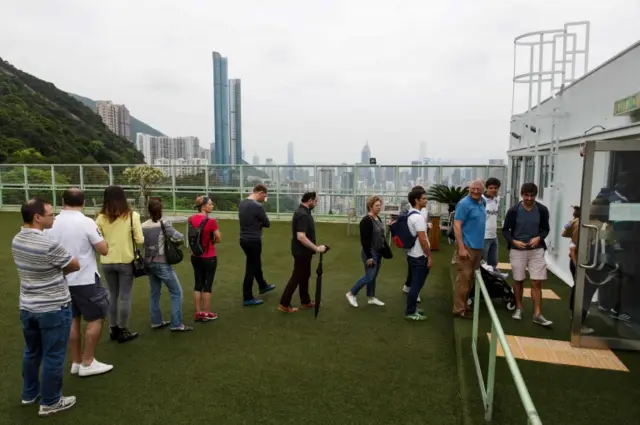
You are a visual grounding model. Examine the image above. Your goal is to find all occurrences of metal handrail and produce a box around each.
[471,269,542,424]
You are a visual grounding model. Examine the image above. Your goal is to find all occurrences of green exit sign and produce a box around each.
[614,93,640,116]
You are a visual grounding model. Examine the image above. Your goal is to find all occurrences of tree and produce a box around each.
[426,184,470,213]
[123,165,165,213]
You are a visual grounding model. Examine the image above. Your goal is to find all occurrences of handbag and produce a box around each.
[370,215,393,259]
[130,213,147,278]
[160,220,184,265]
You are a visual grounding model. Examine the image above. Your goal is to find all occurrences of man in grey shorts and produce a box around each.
[47,188,114,376]
[501,183,553,327]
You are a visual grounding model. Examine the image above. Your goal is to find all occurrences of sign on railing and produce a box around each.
[471,269,542,424]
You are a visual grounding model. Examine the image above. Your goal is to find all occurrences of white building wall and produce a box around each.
[508,41,640,286]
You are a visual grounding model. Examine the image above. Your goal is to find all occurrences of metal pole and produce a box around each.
[485,326,498,421]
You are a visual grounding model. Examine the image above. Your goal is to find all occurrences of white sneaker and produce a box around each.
[21,394,39,405]
[39,396,76,416]
[533,315,553,327]
[581,326,595,335]
[78,360,114,377]
[70,362,81,375]
[402,285,410,293]
[512,309,522,320]
[368,297,385,306]
[345,292,358,308]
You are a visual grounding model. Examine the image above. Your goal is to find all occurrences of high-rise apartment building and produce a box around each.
[229,79,242,164]
[135,133,207,176]
[96,101,131,141]
[318,168,333,214]
[212,52,243,165]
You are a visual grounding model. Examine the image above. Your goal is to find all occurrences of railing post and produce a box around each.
[276,166,280,219]
[472,274,480,345]
[79,164,84,189]
[239,164,244,203]
[23,165,28,202]
[172,165,177,214]
[108,165,113,186]
[486,325,498,421]
[51,165,56,211]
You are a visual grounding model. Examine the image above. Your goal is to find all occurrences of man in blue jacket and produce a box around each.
[502,183,552,327]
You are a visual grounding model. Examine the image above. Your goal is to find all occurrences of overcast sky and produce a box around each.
[2,0,639,165]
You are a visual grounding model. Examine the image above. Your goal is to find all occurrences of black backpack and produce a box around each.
[187,217,209,257]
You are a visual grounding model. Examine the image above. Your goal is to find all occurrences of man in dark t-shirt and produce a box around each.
[278,191,327,313]
[238,184,276,306]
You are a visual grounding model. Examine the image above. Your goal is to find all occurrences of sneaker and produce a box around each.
[70,362,81,375]
[402,285,410,293]
[512,309,522,320]
[243,298,264,306]
[300,302,316,309]
[533,315,553,327]
[345,292,358,308]
[117,327,139,343]
[204,312,218,321]
[109,326,120,341]
[195,312,206,322]
[405,313,427,321]
[151,321,171,329]
[581,326,595,335]
[170,325,194,332]
[367,297,385,306]
[277,305,299,313]
[38,396,76,416]
[259,284,276,295]
[22,394,39,405]
[78,359,114,377]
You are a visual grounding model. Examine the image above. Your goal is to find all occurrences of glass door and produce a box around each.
[573,139,640,350]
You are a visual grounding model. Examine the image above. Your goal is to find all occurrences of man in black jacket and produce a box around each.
[502,183,553,327]
[238,184,276,306]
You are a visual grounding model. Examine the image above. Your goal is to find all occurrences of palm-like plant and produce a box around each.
[427,184,470,213]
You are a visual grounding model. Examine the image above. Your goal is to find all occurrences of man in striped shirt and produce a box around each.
[12,197,80,417]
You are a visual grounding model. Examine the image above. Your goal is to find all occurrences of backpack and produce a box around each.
[389,211,420,249]
[187,217,209,257]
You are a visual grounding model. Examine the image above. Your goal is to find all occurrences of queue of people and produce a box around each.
[17,179,547,418]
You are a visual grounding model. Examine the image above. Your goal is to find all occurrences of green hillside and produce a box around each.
[70,93,166,139]
[0,57,144,164]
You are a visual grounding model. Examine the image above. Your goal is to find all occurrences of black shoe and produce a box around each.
[109,326,121,341]
[118,327,139,344]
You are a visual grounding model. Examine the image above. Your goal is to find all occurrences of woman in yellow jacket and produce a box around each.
[96,186,144,343]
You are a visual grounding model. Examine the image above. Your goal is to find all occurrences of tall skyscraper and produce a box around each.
[212,52,230,165]
[287,141,294,180]
[96,101,131,141]
[361,141,371,164]
[229,79,242,164]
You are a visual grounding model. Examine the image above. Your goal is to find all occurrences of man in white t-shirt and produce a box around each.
[482,178,501,268]
[401,187,430,302]
[47,188,113,377]
[404,186,432,321]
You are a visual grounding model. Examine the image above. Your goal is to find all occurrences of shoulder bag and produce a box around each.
[161,220,184,265]
[130,213,147,278]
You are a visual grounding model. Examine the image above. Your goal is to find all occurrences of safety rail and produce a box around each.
[471,269,542,424]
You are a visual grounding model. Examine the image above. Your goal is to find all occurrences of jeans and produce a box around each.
[405,256,430,316]
[350,250,381,297]
[20,305,72,406]
[102,263,134,328]
[147,262,184,328]
[483,238,499,268]
[240,239,268,300]
[280,254,313,307]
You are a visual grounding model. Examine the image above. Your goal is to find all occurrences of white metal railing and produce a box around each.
[0,163,507,220]
[471,269,542,424]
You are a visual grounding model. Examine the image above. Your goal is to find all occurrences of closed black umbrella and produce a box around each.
[314,246,330,319]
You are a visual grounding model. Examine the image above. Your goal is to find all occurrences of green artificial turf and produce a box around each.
[449,241,640,425]
[0,213,464,425]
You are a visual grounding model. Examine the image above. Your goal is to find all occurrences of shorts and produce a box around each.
[69,274,109,322]
[509,248,547,281]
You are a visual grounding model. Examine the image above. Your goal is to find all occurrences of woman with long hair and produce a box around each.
[188,195,221,322]
[142,199,193,332]
[95,185,144,343]
[346,195,386,308]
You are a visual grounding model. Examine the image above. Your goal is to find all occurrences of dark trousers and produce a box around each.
[280,254,313,307]
[240,239,268,300]
[406,256,430,315]
[191,256,217,292]
[569,260,598,323]
[404,256,412,287]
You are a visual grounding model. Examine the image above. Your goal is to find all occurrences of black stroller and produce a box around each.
[467,263,516,311]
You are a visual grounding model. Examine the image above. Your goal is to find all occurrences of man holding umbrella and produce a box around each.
[278,191,328,313]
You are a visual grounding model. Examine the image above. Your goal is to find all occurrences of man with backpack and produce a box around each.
[390,186,432,321]
[452,179,486,319]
